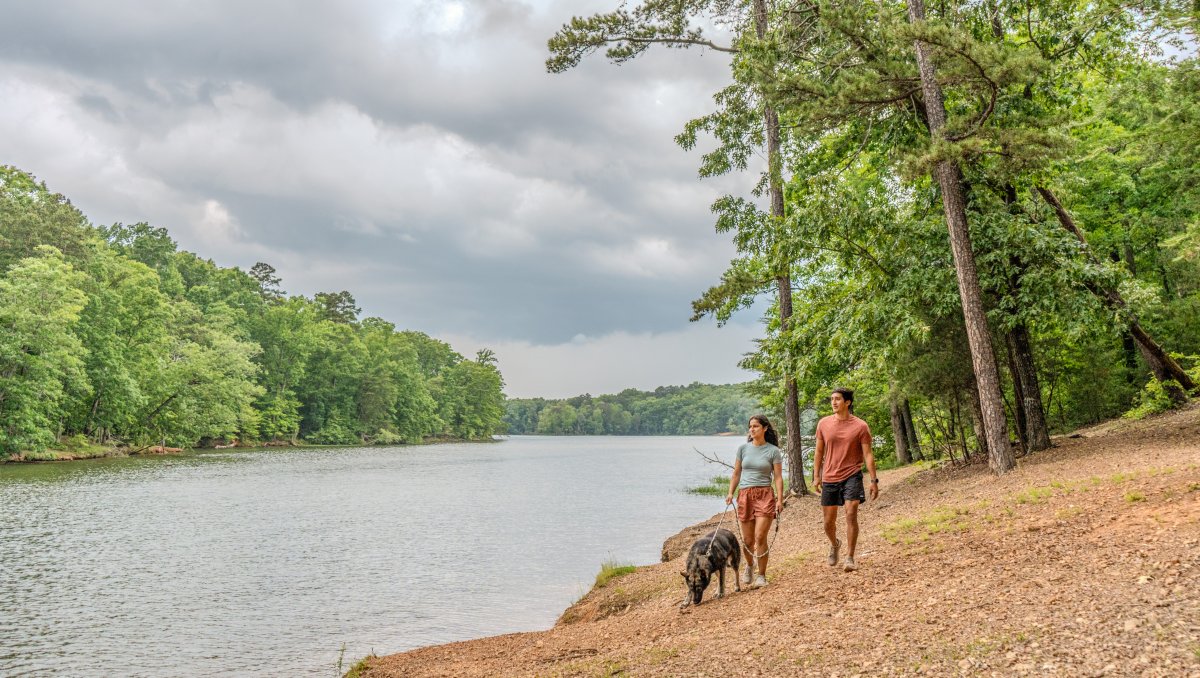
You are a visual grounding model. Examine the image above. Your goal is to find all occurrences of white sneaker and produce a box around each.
[753,575,768,588]
[843,557,857,572]
[741,567,753,586]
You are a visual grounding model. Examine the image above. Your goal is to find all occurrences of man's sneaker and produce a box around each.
[843,556,857,572]
[741,567,753,586]
[827,539,840,567]
[753,575,768,588]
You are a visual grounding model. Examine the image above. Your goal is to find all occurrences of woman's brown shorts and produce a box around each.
[737,485,777,521]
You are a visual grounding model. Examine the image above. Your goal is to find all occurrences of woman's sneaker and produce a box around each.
[741,567,753,586]
[828,539,840,566]
[753,575,768,588]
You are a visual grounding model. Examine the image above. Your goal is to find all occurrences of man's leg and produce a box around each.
[823,505,840,565]
[844,500,860,556]
[843,500,860,571]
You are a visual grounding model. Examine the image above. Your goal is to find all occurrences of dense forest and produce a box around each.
[0,166,507,458]
[549,0,1200,484]
[505,382,758,435]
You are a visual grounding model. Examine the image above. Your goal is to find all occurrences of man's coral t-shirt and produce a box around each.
[816,415,872,483]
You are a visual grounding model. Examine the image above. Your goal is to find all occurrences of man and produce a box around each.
[812,388,878,572]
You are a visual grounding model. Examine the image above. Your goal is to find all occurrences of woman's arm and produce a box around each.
[773,461,784,513]
[725,458,742,505]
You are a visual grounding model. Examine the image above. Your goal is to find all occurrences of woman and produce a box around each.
[725,414,784,588]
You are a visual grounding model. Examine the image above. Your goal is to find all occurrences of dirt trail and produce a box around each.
[358,405,1200,677]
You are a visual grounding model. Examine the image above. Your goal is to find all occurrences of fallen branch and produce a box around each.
[693,447,734,469]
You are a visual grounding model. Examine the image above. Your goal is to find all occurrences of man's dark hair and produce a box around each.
[832,387,854,403]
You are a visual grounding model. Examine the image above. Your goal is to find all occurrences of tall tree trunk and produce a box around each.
[1007,323,1052,451]
[902,399,922,460]
[1121,332,1139,384]
[967,379,989,460]
[890,399,912,464]
[1006,335,1029,447]
[906,0,1014,474]
[1036,187,1195,401]
[754,0,808,496]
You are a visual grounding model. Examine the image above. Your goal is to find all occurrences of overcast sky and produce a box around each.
[0,0,767,398]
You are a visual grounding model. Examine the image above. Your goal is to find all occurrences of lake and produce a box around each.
[0,435,748,677]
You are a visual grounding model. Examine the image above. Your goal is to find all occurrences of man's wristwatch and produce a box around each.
[871,478,879,484]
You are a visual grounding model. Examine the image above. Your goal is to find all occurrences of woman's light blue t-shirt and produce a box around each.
[736,442,782,489]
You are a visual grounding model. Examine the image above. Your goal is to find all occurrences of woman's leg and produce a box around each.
[754,514,774,574]
[739,519,756,578]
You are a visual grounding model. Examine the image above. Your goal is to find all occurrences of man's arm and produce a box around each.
[812,430,825,491]
[864,436,879,500]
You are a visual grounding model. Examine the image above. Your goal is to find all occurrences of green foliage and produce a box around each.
[547,0,1200,464]
[0,168,507,458]
[1123,379,1182,420]
[0,247,88,454]
[507,383,757,435]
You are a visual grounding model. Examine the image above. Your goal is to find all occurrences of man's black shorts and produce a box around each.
[820,471,866,506]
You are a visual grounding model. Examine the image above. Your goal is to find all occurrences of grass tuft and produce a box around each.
[882,506,972,544]
[1124,491,1146,503]
[686,475,730,496]
[1015,486,1054,504]
[594,560,637,588]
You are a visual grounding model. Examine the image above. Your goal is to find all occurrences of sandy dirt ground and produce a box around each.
[356,404,1200,677]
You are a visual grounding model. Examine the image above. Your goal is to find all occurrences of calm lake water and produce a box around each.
[0,436,746,677]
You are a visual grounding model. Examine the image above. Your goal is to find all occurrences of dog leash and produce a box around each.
[703,503,734,557]
[729,498,782,562]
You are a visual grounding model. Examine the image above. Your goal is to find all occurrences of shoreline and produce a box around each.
[1,436,500,464]
[352,404,1200,677]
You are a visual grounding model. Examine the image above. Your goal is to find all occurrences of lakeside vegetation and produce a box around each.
[504,382,757,435]
[0,166,506,460]
[548,0,1200,473]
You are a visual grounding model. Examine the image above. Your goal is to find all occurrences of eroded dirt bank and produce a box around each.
[357,405,1200,677]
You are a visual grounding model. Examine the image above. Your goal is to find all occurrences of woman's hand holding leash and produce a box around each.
[725,492,734,506]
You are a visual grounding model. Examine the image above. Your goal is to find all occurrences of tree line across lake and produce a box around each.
[547,0,1200,481]
[0,166,506,459]
[505,383,759,436]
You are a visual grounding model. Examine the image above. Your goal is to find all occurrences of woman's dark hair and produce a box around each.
[747,414,780,447]
[832,387,855,413]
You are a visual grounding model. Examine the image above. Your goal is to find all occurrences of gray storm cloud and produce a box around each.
[0,0,762,389]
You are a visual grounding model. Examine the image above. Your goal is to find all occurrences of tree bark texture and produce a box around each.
[967,379,990,460]
[902,399,922,460]
[754,0,808,495]
[1036,186,1195,399]
[906,0,1015,474]
[890,399,912,464]
[1006,323,1052,451]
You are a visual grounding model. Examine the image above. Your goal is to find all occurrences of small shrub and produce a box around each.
[1124,491,1146,503]
[371,429,403,445]
[1123,379,1181,419]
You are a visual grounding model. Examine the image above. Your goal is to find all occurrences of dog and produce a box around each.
[679,528,741,608]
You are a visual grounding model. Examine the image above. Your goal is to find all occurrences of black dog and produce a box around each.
[679,528,741,607]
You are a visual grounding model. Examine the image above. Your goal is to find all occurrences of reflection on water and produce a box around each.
[0,436,741,677]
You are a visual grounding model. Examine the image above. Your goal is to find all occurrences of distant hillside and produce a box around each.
[504,382,757,435]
